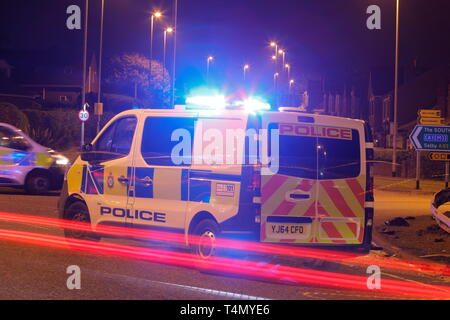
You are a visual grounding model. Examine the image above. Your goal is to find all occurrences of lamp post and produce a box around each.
[274,72,279,107]
[278,49,286,70]
[270,42,278,57]
[284,63,291,79]
[150,11,162,77]
[392,0,400,177]
[96,0,104,134]
[243,64,249,80]
[206,56,214,82]
[171,0,178,107]
[81,0,89,148]
[289,79,294,106]
[163,27,173,101]
[270,42,278,72]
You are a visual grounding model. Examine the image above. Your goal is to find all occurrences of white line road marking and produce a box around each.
[84,268,270,300]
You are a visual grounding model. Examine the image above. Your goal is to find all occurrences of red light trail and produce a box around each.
[0,227,448,299]
[0,211,448,277]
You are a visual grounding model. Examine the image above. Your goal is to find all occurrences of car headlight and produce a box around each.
[53,154,70,166]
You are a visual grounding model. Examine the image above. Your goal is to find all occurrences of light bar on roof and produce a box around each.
[185,95,226,110]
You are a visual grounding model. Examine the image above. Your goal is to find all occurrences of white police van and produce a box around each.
[0,122,69,194]
[59,99,374,258]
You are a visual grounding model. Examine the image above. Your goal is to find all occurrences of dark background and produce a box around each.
[0,0,449,94]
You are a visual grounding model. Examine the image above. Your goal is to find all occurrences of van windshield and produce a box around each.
[276,128,361,180]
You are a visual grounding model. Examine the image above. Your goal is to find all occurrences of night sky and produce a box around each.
[1,0,449,94]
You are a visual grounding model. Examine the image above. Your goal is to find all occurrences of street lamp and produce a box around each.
[81,0,89,148]
[163,27,173,92]
[392,0,400,177]
[150,11,162,77]
[171,0,178,107]
[289,79,294,106]
[206,56,214,82]
[96,0,105,134]
[243,64,249,80]
[270,41,278,56]
[285,63,290,79]
[274,72,279,107]
[278,49,286,69]
[273,72,279,85]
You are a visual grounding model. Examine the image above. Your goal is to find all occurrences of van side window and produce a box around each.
[141,117,196,166]
[94,116,137,159]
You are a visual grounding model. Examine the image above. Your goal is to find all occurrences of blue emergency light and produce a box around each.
[185,91,271,113]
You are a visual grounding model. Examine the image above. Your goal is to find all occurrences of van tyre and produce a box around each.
[63,201,100,241]
[25,172,50,195]
[191,219,220,259]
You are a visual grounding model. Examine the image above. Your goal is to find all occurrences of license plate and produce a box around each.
[266,223,311,239]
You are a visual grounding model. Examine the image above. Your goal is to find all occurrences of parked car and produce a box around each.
[0,122,70,194]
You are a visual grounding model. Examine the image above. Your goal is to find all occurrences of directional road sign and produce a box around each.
[410,125,450,151]
[419,117,445,125]
[428,152,450,161]
[418,110,441,118]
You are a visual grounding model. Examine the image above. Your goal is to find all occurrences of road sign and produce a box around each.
[94,102,103,116]
[418,109,441,118]
[410,125,450,151]
[78,109,89,122]
[419,117,445,125]
[428,152,450,161]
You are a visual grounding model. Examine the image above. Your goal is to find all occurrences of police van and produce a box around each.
[0,122,69,194]
[59,99,374,258]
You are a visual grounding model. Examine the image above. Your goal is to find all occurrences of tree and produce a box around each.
[108,52,170,107]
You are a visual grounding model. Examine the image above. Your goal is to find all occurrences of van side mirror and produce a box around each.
[80,143,98,163]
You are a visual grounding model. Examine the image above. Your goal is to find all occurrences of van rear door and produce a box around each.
[314,118,365,245]
[260,112,318,244]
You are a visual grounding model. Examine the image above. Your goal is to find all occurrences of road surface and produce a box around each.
[0,187,448,300]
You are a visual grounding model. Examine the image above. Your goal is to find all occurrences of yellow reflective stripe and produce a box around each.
[67,164,84,194]
[35,153,53,167]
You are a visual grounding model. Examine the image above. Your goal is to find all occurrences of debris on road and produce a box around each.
[376,215,450,264]
[385,217,410,227]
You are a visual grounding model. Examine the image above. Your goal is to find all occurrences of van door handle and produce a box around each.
[118,176,129,185]
[289,193,310,200]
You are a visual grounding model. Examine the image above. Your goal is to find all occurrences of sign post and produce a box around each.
[416,150,420,190]
[446,162,449,189]
[79,103,90,147]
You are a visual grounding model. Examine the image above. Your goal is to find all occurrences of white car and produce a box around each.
[0,122,70,194]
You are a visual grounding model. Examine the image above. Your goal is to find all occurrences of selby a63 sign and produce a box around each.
[410,125,450,151]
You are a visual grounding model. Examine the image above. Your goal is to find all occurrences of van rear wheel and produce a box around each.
[191,219,220,259]
[64,202,100,241]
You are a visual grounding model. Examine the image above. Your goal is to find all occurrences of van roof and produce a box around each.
[115,108,366,125]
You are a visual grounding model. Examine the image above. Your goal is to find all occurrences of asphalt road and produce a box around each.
[0,187,448,300]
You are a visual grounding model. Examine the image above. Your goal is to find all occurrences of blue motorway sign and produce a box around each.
[409,125,450,151]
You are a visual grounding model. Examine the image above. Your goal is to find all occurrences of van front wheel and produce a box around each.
[191,219,220,259]
[63,201,100,241]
